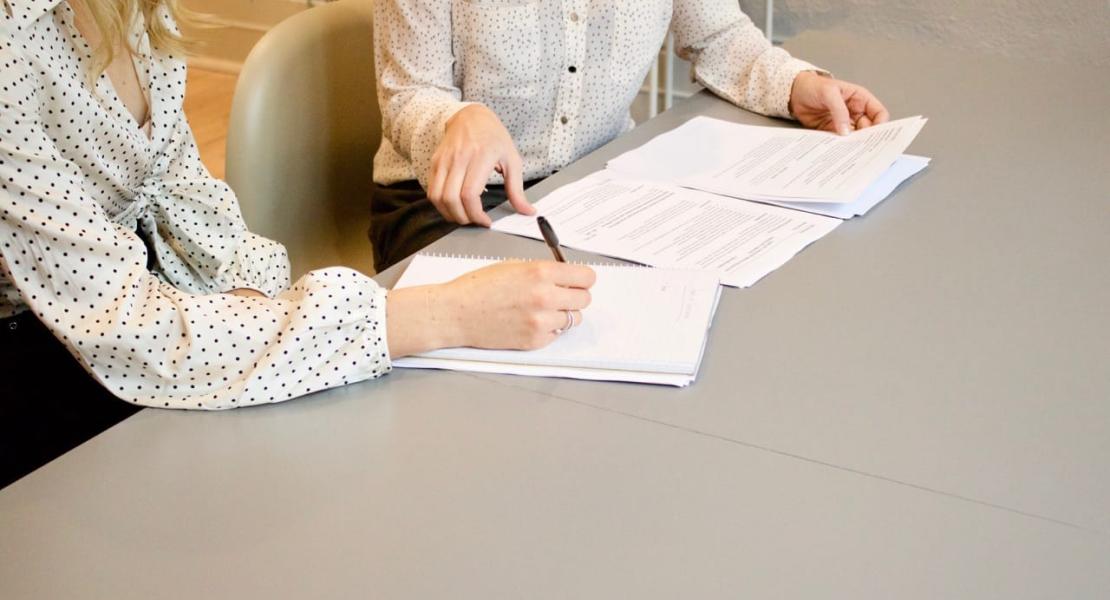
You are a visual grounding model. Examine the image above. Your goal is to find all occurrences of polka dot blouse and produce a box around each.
[373,0,825,188]
[1,1,390,409]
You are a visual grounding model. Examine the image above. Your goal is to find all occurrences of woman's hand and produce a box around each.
[789,71,890,135]
[386,261,596,358]
[427,104,536,227]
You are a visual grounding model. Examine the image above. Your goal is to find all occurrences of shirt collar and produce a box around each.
[4,0,65,30]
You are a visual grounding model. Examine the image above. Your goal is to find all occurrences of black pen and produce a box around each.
[536,216,566,263]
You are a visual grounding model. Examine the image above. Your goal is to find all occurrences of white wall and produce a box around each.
[632,0,1109,121]
[741,0,1110,68]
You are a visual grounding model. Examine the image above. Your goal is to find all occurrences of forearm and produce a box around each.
[375,0,473,187]
[674,0,823,118]
[385,284,463,358]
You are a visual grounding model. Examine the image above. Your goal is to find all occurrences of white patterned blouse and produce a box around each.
[1,0,391,409]
[373,0,825,188]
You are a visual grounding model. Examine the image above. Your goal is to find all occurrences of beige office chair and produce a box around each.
[226,0,378,277]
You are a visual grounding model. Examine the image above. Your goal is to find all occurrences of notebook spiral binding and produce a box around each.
[415,252,648,269]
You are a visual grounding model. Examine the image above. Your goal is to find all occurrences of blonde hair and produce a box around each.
[84,0,194,75]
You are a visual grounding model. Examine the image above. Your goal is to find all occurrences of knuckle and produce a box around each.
[526,262,549,281]
[523,311,544,331]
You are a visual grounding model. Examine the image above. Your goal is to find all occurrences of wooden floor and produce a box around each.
[183,68,238,180]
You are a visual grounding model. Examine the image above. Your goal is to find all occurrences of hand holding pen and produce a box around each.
[537,216,567,263]
[536,216,588,335]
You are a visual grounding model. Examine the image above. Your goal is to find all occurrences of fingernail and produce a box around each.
[837,124,851,136]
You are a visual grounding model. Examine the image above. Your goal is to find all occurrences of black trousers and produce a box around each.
[0,312,140,489]
[369,179,542,272]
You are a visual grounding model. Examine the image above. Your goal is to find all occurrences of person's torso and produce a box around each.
[452,0,672,176]
[375,0,674,185]
[0,1,227,317]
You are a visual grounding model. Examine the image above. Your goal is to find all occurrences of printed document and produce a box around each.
[608,115,927,205]
[492,171,840,288]
[771,154,931,219]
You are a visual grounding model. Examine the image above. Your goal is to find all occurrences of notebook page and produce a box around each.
[392,255,720,375]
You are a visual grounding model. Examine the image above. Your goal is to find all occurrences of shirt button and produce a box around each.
[560,116,569,125]
[568,65,577,73]
[570,12,580,22]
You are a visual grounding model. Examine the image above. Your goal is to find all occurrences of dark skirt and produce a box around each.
[369,179,541,272]
[0,311,140,489]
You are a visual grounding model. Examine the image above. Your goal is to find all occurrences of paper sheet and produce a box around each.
[608,115,927,204]
[492,171,840,288]
[769,155,931,219]
[395,356,696,387]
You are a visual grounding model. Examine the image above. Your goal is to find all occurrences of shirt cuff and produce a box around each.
[213,232,292,298]
[351,275,392,377]
[280,267,393,382]
[370,284,393,373]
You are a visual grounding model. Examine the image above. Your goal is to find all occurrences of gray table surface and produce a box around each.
[381,31,1110,534]
[2,32,1108,598]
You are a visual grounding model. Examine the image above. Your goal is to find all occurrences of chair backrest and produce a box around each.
[226,0,378,277]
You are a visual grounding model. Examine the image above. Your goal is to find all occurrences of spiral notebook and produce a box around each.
[392,254,722,386]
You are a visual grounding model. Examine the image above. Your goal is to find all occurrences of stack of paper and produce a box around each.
[392,254,722,386]
[493,115,928,287]
[607,115,930,219]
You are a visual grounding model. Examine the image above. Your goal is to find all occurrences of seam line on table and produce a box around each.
[467,374,1103,536]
